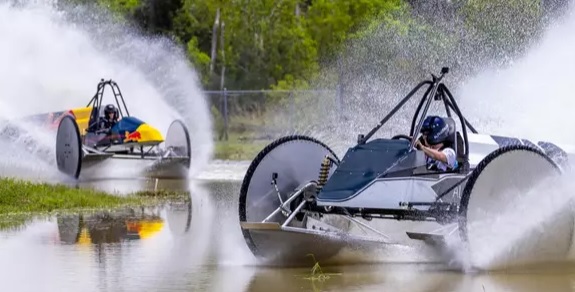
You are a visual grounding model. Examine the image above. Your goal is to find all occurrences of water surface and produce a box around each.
[1,178,575,291]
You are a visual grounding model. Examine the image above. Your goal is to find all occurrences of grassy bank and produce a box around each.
[0,177,189,216]
[215,132,271,160]
[213,111,275,161]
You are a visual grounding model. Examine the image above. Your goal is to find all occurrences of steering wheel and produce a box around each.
[391,134,412,142]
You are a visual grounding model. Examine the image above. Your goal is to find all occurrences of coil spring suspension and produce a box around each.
[316,155,332,194]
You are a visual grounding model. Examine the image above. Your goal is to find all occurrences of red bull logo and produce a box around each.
[124,130,141,142]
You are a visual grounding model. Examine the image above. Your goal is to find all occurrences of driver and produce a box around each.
[415,115,458,171]
[96,104,119,134]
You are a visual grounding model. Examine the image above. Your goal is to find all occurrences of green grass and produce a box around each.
[213,113,274,160]
[215,132,271,160]
[0,213,37,231]
[303,254,342,282]
[0,177,189,216]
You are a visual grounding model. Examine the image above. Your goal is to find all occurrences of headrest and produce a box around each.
[443,117,456,136]
[441,116,457,145]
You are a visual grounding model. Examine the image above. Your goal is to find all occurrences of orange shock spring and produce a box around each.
[316,155,332,194]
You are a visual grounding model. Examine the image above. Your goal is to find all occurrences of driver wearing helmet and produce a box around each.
[415,115,458,171]
[96,104,119,134]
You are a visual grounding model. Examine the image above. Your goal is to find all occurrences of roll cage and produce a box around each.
[86,79,130,132]
[356,67,478,167]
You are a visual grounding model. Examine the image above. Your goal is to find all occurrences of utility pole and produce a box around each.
[210,8,220,75]
[219,19,228,141]
[219,20,226,92]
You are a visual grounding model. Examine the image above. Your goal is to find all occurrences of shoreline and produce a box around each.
[0,160,250,221]
[0,177,190,218]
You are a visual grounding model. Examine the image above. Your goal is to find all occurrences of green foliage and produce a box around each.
[305,0,404,60]
[187,37,211,84]
[66,0,563,93]
[171,0,216,48]
[58,0,567,161]
[98,0,141,14]
[88,0,412,91]
[272,74,311,91]
[461,0,543,57]
[217,0,318,90]
[131,0,184,35]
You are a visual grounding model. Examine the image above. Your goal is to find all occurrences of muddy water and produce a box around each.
[1,164,575,291]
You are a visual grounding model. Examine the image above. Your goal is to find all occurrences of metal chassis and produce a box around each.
[81,143,171,161]
[255,67,482,239]
[257,178,463,242]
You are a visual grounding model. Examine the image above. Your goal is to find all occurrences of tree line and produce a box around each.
[65,0,569,94]
[58,0,570,144]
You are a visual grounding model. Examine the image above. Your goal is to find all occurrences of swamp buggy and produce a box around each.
[43,79,191,179]
[237,67,575,268]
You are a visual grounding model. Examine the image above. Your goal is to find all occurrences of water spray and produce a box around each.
[0,1,213,180]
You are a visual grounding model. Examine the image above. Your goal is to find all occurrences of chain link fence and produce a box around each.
[205,89,343,141]
[202,86,445,160]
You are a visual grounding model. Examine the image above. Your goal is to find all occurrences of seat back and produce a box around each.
[87,106,100,133]
[442,117,457,147]
[442,117,465,164]
[455,131,465,165]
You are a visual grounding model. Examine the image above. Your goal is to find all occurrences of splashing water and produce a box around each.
[273,1,575,270]
[255,1,570,155]
[457,3,575,144]
[440,172,575,272]
[435,2,575,270]
[0,0,213,180]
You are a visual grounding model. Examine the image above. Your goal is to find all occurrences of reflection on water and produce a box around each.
[243,263,575,292]
[56,207,168,245]
[2,179,575,291]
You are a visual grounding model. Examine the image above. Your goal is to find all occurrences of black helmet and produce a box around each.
[420,115,450,145]
[104,104,117,119]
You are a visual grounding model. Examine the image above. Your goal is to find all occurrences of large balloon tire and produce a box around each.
[238,135,340,259]
[165,119,191,169]
[56,115,83,179]
[458,144,572,269]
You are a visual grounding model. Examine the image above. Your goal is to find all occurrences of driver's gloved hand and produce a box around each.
[416,136,425,150]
